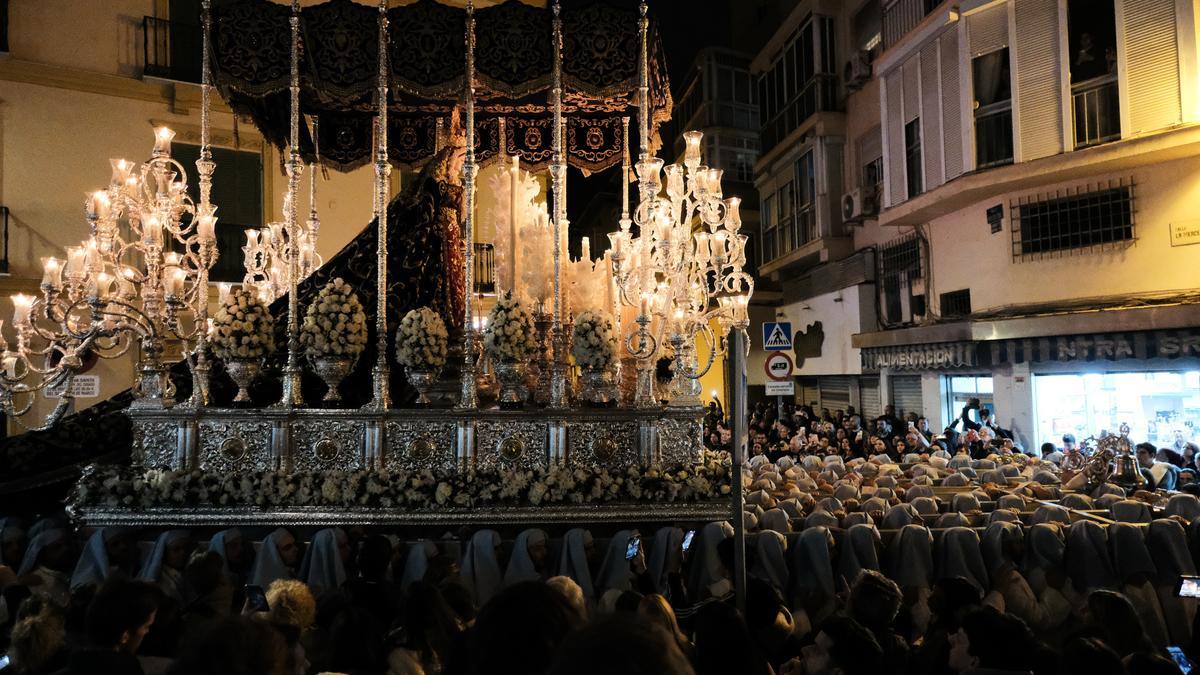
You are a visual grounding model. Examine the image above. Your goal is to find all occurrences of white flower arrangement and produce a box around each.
[211,285,275,360]
[395,306,449,370]
[571,310,616,369]
[300,278,368,360]
[484,291,538,363]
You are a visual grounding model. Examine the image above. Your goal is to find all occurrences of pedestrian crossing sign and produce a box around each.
[762,322,792,351]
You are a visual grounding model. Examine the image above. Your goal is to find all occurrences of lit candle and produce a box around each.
[706,168,724,198]
[636,158,664,195]
[726,197,741,229]
[218,282,231,304]
[87,191,111,220]
[694,232,711,263]
[164,268,185,298]
[110,159,134,186]
[142,214,163,247]
[640,295,650,318]
[153,126,176,156]
[684,130,703,166]
[197,212,216,242]
[581,236,590,262]
[11,294,33,327]
[42,258,62,290]
[89,272,113,299]
[245,228,260,248]
[83,240,100,271]
[64,246,87,279]
[116,268,137,299]
[2,353,16,379]
[509,154,520,292]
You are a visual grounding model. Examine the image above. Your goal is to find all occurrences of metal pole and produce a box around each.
[730,327,747,613]
[369,0,392,410]
[458,0,480,410]
[278,0,304,407]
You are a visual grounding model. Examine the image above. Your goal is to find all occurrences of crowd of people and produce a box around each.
[705,400,1200,493]
[2,412,1200,674]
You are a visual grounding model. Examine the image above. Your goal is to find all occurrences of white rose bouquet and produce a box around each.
[300,278,368,360]
[396,306,449,370]
[484,291,538,362]
[571,310,616,370]
[211,285,275,360]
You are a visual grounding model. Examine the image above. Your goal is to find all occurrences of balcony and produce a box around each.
[759,209,853,278]
[882,0,943,50]
[1072,74,1121,149]
[974,104,1014,169]
[759,74,838,152]
[143,16,201,84]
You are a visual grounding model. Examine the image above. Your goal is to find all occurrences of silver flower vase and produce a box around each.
[495,361,528,410]
[313,356,354,403]
[581,366,616,407]
[225,359,261,404]
[406,367,440,407]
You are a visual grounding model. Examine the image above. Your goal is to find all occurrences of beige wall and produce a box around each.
[925,156,1200,314]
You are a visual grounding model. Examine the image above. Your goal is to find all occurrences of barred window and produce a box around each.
[1010,180,1134,260]
[878,232,925,326]
[940,289,972,319]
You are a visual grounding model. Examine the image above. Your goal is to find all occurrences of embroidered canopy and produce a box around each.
[212,0,673,173]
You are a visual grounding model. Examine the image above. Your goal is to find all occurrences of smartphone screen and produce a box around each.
[1177,576,1200,598]
[244,584,270,612]
[624,536,641,561]
[0,654,10,670]
[681,530,696,553]
[1168,646,1193,674]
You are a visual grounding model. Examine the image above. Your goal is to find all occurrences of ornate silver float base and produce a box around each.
[129,405,703,473]
[72,501,731,527]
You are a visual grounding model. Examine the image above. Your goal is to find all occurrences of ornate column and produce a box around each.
[189,0,216,408]
[547,0,568,410]
[278,0,304,407]
[458,0,480,410]
[368,0,392,411]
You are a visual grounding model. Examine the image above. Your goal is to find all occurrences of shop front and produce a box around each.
[856,315,1200,451]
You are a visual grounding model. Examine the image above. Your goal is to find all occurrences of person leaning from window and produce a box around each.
[1137,442,1181,491]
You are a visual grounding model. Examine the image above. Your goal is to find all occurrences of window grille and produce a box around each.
[1010,178,1135,261]
[940,289,972,318]
[878,232,925,326]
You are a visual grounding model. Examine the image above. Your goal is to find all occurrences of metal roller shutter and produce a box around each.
[797,377,821,409]
[890,375,925,418]
[1122,0,1181,134]
[860,376,881,420]
[819,376,853,413]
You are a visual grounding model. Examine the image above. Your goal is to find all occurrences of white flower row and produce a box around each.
[396,306,449,370]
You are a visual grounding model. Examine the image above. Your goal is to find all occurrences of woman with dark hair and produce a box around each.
[548,616,694,675]
[689,602,771,675]
[387,581,465,675]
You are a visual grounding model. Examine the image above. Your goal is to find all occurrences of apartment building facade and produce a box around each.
[750,0,1200,450]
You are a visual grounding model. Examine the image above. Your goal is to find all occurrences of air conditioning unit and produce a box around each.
[841,184,878,224]
[842,50,873,92]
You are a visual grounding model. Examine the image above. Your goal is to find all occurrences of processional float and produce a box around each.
[0,0,752,525]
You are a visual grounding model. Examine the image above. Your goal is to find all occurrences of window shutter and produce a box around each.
[885,68,907,207]
[857,126,882,168]
[889,375,924,419]
[903,56,920,123]
[1013,0,1063,160]
[920,40,944,189]
[968,4,1008,56]
[1123,0,1181,134]
[940,30,964,180]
